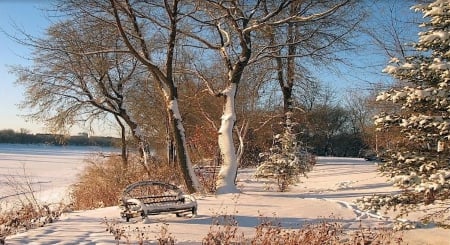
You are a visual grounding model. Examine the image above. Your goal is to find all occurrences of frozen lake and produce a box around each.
[0,143,118,206]
[0,143,118,156]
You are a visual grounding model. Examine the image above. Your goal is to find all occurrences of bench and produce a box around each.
[120,181,197,222]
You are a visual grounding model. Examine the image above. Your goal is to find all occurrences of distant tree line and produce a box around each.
[0,129,119,147]
[236,87,376,168]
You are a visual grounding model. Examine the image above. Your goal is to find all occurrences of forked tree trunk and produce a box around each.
[215,84,239,194]
[110,0,200,193]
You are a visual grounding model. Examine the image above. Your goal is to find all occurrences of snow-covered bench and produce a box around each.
[120,181,197,222]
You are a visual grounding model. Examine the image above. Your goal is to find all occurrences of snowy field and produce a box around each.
[1,150,449,244]
[0,144,115,208]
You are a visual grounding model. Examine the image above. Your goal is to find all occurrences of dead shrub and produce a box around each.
[203,213,245,244]
[0,203,63,238]
[194,165,220,193]
[250,218,342,245]
[348,222,404,245]
[202,215,404,245]
[103,218,175,244]
[101,212,402,244]
[70,154,183,210]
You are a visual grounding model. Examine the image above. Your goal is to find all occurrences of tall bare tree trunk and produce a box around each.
[110,0,201,193]
[216,84,239,194]
[167,98,202,193]
[214,16,251,194]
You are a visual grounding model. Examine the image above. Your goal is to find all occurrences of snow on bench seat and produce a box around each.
[120,181,197,222]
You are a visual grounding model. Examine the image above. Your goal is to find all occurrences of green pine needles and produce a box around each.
[358,0,450,228]
[255,112,315,192]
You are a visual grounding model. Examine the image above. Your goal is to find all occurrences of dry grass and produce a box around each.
[70,154,183,210]
[102,214,403,245]
[0,203,65,237]
[202,216,403,245]
[103,218,176,245]
[194,165,220,193]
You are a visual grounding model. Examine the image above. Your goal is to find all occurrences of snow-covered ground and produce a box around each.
[0,146,91,210]
[1,155,449,244]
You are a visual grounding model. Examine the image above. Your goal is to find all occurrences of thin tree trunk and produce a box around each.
[118,111,152,176]
[165,113,175,165]
[235,120,248,182]
[114,115,128,168]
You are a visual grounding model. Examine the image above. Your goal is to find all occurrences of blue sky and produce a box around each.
[0,1,420,136]
[1,1,117,136]
[0,1,54,134]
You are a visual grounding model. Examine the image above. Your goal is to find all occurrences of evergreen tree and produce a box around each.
[255,112,314,192]
[359,0,450,227]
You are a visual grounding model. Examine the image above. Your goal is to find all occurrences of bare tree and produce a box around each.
[268,0,361,116]
[365,1,422,61]
[11,17,148,169]
[344,90,373,135]
[182,0,355,193]
[106,0,202,192]
[14,0,203,192]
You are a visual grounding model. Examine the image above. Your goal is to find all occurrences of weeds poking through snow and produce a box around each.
[0,202,66,240]
[103,218,130,243]
[202,215,404,245]
[0,165,69,240]
[103,218,175,244]
[203,212,244,245]
[156,223,175,245]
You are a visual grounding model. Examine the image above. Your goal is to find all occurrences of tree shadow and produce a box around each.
[162,213,356,229]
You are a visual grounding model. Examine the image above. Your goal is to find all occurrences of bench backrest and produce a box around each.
[122,181,183,203]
